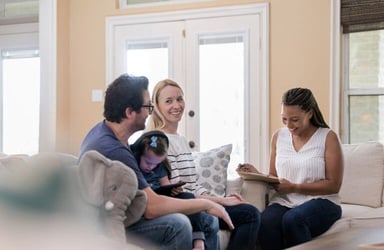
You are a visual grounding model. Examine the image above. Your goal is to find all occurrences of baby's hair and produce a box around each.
[142,135,172,177]
[142,135,168,156]
[131,131,172,176]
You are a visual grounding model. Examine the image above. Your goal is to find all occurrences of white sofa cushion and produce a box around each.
[339,141,384,208]
[226,177,243,195]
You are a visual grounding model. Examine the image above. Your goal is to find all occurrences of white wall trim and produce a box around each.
[39,0,57,152]
[330,0,341,134]
[260,4,270,170]
[119,0,211,9]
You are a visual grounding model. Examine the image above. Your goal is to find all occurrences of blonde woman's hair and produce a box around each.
[147,79,184,131]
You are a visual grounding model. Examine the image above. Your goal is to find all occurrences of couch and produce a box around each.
[2,141,381,249]
[0,148,235,250]
[232,141,384,246]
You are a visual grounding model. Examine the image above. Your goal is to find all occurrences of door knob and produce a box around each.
[188,110,195,117]
[189,141,195,148]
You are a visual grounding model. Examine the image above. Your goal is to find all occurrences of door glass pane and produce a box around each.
[126,40,169,143]
[2,50,40,155]
[349,95,384,144]
[126,40,169,93]
[199,35,244,178]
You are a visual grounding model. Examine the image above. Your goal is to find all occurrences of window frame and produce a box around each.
[342,33,384,143]
[332,0,384,144]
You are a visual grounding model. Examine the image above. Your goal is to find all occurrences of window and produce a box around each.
[0,1,57,154]
[0,22,39,154]
[340,0,384,144]
[343,30,384,144]
[1,49,40,154]
[0,0,38,25]
[197,34,245,176]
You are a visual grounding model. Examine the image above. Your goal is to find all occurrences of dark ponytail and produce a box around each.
[282,88,329,128]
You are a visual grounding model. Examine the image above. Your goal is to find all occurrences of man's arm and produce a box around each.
[143,187,234,230]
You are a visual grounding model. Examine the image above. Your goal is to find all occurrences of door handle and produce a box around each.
[189,141,195,148]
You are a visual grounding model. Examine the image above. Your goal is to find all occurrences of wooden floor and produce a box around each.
[287,227,384,250]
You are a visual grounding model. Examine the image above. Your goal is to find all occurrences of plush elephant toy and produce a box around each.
[0,151,147,249]
[77,150,147,244]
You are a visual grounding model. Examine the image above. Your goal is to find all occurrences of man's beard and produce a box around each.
[135,118,146,132]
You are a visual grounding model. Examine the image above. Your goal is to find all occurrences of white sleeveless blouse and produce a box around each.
[269,127,340,208]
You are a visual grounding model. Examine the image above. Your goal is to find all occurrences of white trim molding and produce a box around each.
[119,0,212,9]
[39,0,57,152]
[330,0,341,134]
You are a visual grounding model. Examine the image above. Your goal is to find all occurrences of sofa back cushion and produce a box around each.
[339,141,384,208]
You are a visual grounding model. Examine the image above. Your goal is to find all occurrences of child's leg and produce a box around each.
[193,239,205,250]
[176,192,219,250]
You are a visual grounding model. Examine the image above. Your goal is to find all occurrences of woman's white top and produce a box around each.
[165,133,208,195]
[269,127,340,208]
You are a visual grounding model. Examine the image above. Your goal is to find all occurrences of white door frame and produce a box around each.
[106,3,270,169]
[39,0,57,152]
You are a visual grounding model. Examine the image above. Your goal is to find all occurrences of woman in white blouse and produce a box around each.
[241,87,343,249]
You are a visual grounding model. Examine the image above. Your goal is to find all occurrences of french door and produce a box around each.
[107,3,269,176]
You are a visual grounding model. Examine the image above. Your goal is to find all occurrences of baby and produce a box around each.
[131,130,218,250]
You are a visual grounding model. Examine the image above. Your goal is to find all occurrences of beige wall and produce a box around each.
[57,0,331,155]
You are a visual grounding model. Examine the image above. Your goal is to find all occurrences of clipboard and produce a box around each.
[237,171,279,183]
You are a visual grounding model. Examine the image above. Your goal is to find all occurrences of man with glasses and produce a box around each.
[79,74,233,250]
[141,103,154,114]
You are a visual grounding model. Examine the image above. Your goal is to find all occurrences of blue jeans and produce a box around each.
[175,192,219,250]
[127,213,192,250]
[219,203,261,250]
[259,198,342,250]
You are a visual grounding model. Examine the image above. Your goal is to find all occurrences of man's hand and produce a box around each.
[219,194,247,206]
[204,200,234,230]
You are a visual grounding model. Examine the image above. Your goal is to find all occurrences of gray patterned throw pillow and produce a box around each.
[193,144,232,197]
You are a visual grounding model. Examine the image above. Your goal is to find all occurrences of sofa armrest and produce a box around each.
[240,180,268,211]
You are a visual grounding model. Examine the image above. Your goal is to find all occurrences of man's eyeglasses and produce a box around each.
[142,104,154,114]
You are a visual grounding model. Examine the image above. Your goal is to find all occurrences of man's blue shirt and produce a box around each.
[79,120,149,190]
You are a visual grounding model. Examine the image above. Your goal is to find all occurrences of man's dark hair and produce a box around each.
[103,74,149,123]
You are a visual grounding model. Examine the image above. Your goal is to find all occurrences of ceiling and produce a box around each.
[0,0,38,25]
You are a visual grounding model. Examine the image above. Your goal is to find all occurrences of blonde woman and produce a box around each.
[147,79,260,250]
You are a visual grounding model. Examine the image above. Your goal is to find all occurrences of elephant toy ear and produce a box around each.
[78,151,111,206]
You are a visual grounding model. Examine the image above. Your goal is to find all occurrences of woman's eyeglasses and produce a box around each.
[142,104,154,114]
